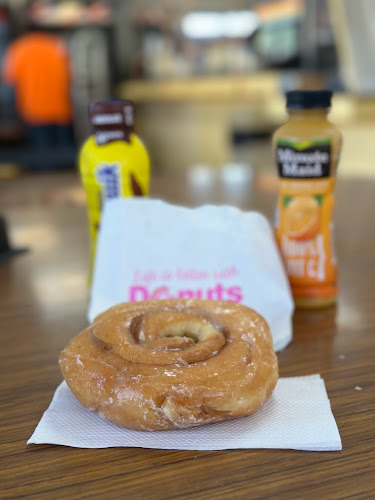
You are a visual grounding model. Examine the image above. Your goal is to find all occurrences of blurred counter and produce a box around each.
[118,73,283,171]
[118,73,375,177]
[119,73,281,103]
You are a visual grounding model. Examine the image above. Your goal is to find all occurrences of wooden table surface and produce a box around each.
[0,170,374,499]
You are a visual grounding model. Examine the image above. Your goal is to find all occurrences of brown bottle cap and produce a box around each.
[88,99,134,145]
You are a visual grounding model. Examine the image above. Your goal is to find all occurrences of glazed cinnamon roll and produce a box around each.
[60,299,278,431]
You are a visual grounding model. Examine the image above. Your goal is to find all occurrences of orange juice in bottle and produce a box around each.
[79,99,150,278]
[273,90,342,308]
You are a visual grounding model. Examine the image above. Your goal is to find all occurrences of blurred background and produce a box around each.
[0,0,374,178]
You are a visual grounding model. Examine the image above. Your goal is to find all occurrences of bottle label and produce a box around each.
[277,139,331,178]
[275,139,337,299]
[95,163,122,199]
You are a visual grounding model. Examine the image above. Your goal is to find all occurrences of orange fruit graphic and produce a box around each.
[285,196,321,241]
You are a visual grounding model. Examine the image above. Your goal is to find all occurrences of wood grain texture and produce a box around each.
[0,171,374,500]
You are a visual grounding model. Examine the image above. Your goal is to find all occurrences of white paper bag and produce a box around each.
[89,199,294,351]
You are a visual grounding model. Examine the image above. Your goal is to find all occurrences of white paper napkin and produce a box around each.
[89,199,294,352]
[28,374,341,451]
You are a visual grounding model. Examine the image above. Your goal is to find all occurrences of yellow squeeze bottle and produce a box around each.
[79,99,150,277]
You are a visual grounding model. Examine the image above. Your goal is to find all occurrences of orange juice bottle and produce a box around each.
[79,100,150,278]
[273,90,342,308]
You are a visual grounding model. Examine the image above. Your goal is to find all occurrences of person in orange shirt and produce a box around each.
[2,30,73,156]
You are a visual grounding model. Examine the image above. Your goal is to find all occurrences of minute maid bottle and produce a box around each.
[79,99,150,278]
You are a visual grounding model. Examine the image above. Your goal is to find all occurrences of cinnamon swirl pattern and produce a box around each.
[60,299,278,431]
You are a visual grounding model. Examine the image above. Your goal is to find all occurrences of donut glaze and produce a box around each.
[60,299,278,431]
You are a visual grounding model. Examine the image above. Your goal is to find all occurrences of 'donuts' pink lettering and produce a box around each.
[129,286,149,302]
[150,286,171,299]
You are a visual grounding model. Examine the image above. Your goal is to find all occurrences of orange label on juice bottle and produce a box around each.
[275,139,337,299]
